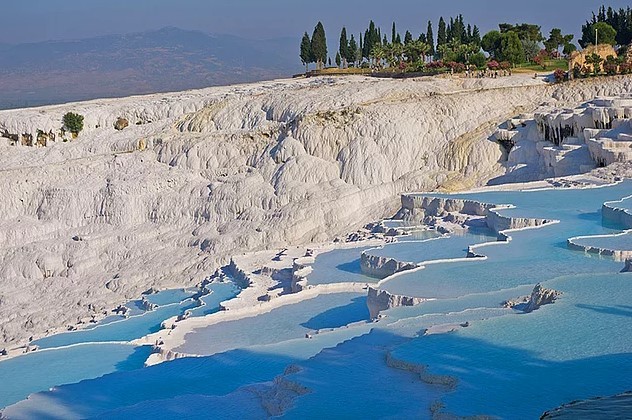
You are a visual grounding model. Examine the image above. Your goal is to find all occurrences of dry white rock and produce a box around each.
[0,74,630,348]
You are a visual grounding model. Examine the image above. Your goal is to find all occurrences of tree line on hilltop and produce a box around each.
[299,5,632,75]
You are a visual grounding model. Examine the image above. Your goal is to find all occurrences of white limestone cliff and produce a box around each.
[0,74,630,349]
[491,92,632,183]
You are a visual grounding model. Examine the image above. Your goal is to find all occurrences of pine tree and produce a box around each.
[501,31,525,65]
[427,21,435,57]
[339,27,349,68]
[437,17,447,48]
[311,22,327,70]
[300,32,312,73]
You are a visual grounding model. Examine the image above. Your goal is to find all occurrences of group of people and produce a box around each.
[466,68,512,78]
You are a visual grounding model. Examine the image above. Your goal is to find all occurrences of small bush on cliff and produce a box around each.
[63,112,84,135]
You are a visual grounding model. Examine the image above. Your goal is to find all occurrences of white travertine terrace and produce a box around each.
[0,74,630,350]
[495,92,632,182]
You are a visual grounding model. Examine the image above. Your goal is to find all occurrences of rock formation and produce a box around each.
[505,283,561,313]
[602,197,632,229]
[0,74,630,349]
[490,93,632,183]
[360,252,417,278]
[569,44,618,75]
[366,287,428,319]
[114,117,129,131]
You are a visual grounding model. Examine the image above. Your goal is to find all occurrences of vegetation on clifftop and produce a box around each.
[299,4,632,78]
[63,112,84,135]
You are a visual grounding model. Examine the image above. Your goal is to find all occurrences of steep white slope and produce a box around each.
[0,74,630,349]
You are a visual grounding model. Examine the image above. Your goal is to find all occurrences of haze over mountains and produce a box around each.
[0,27,302,110]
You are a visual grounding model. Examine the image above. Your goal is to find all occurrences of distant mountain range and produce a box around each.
[0,27,302,109]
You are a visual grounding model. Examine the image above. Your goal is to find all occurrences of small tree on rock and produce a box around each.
[63,112,84,135]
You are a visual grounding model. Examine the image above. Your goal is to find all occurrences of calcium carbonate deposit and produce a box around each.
[0,74,631,419]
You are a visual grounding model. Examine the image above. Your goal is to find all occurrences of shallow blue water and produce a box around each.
[572,230,632,250]
[0,344,152,409]
[144,289,197,306]
[0,282,240,409]
[306,247,375,285]
[2,181,632,418]
[367,226,497,264]
[175,292,369,356]
[188,282,240,317]
[612,195,632,212]
[33,300,199,349]
[32,283,238,350]
[391,272,632,418]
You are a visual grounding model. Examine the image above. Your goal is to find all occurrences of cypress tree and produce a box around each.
[363,29,370,59]
[359,33,364,61]
[466,24,472,44]
[311,22,327,70]
[347,34,358,66]
[395,33,401,45]
[404,30,413,45]
[447,17,455,42]
[392,22,397,44]
[364,21,378,59]
[339,27,349,68]
[472,25,481,46]
[383,34,388,45]
[459,15,467,43]
[427,20,435,57]
[438,17,447,47]
[335,52,341,67]
[300,32,312,73]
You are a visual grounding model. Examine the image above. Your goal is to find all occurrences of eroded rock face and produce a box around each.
[0,75,628,348]
[505,283,561,313]
[360,252,417,279]
[569,44,618,74]
[114,117,129,131]
[366,287,427,319]
[493,93,632,183]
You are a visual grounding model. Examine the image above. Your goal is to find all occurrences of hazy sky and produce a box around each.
[3,0,630,44]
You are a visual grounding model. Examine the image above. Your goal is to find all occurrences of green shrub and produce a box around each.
[63,112,84,134]
[469,52,487,69]
[572,64,582,79]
